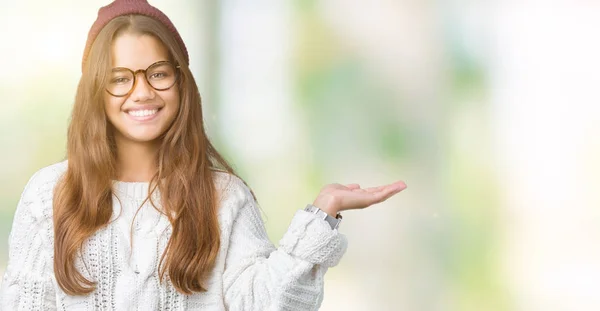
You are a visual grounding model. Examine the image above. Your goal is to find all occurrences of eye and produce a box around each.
[150,72,168,79]
[110,77,130,84]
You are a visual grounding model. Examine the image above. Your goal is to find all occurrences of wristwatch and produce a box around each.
[304,204,343,230]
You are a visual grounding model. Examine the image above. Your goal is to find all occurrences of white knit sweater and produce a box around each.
[0,161,347,310]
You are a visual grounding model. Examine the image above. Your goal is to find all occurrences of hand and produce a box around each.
[312,180,407,217]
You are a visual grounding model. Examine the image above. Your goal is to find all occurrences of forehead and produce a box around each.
[111,32,169,70]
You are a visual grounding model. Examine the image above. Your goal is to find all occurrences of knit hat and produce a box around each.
[81,0,189,72]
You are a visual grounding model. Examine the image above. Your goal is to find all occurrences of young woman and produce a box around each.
[0,0,406,310]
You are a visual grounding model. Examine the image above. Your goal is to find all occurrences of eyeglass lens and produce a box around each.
[107,62,177,97]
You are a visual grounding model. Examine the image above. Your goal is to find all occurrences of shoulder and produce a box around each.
[28,160,68,185]
[212,170,252,196]
[9,161,67,255]
[212,170,256,216]
[18,160,68,219]
[22,160,68,199]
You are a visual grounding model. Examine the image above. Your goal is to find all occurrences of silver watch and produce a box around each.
[304,204,342,230]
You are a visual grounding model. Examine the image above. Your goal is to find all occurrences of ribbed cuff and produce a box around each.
[279,210,348,267]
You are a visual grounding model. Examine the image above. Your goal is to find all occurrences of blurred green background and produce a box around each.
[2,1,599,310]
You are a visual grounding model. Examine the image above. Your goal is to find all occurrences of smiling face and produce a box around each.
[104,32,180,146]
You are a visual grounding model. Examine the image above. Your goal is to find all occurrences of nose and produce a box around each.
[129,72,155,102]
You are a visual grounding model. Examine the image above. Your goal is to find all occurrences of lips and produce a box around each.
[124,104,163,113]
[128,109,159,117]
[125,106,162,121]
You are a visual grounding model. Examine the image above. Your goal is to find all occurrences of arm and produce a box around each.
[0,170,57,310]
[221,177,347,311]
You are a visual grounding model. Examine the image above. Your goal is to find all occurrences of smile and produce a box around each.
[126,108,162,121]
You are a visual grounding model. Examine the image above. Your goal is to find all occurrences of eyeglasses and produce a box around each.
[106,60,180,97]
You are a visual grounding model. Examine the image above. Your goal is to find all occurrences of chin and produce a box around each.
[124,130,165,143]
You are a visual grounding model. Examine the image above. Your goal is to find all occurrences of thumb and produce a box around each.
[344,183,361,190]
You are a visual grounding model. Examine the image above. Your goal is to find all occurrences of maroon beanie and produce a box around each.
[81,0,189,72]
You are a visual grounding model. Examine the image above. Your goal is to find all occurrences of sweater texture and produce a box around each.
[0,161,347,310]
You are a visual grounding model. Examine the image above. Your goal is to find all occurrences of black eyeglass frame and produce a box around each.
[105,60,181,97]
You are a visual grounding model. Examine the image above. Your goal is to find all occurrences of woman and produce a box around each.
[0,0,406,310]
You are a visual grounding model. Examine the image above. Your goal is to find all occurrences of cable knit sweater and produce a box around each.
[0,161,348,310]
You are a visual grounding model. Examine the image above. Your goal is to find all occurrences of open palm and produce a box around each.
[312,180,407,216]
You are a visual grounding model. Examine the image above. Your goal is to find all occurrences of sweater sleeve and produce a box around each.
[221,176,348,311]
[0,169,57,310]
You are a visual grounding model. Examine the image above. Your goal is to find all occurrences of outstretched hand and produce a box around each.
[312,180,407,217]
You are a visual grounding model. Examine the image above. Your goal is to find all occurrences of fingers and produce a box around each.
[373,184,403,202]
[347,182,407,198]
[378,182,406,199]
[344,182,406,193]
[330,181,407,212]
[344,183,361,190]
[365,181,406,193]
[365,185,386,193]
[360,182,407,206]
[390,181,407,192]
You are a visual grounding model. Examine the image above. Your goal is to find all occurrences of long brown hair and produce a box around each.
[53,14,254,296]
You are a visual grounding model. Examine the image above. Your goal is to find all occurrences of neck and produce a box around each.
[115,136,160,182]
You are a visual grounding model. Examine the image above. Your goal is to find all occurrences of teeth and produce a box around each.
[128,109,158,117]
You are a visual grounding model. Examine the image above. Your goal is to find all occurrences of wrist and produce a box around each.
[304,204,343,230]
[312,198,338,218]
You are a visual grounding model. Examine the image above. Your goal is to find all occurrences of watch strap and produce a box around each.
[304,204,342,230]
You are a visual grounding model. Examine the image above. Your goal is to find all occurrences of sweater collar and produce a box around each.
[112,180,152,201]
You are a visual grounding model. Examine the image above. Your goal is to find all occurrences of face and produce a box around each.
[104,32,180,146]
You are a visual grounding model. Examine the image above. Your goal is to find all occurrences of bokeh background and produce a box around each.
[1,1,599,310]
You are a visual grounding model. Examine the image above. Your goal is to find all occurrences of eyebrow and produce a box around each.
[111,60,171,71]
